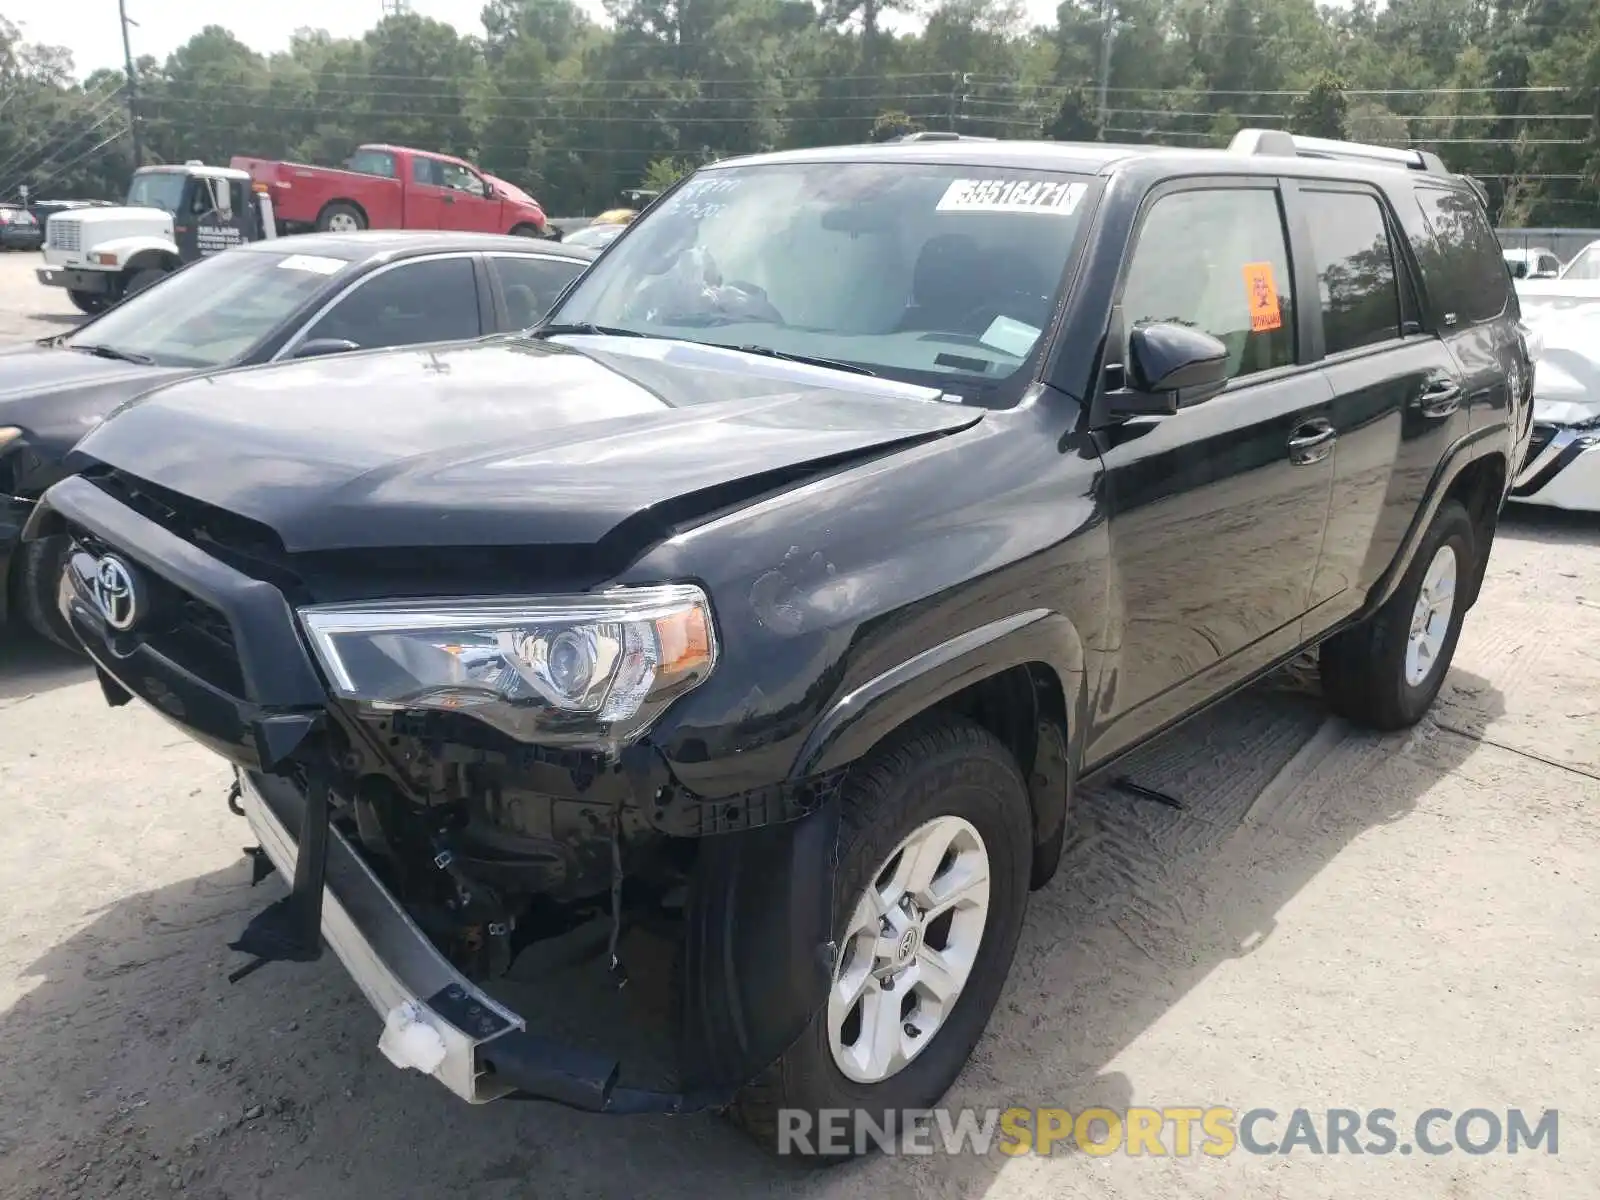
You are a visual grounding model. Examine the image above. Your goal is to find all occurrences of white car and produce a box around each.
[1512,278,1600,512]
[1504,246,1560,280]
[1558,240,1600,281]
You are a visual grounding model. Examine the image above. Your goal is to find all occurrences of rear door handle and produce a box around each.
[1287,419,1336,465]
[1418,376,1462,418]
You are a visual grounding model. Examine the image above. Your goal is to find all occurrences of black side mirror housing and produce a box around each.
[291,337,361,360]
[1105,320,1232,417]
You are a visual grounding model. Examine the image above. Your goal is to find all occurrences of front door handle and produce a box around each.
[1287,419,1337,465]
[1418,376,1463,418]
[442,193,455,204]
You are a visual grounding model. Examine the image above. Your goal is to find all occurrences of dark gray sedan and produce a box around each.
[1,229,596,647]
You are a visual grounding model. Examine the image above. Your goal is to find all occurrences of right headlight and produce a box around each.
[298,583,718,749]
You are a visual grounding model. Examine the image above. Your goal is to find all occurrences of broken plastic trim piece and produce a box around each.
[227,766,332,981]
[482,1029,733,1115]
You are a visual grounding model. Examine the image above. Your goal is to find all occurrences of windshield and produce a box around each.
[547,160,1098,404]
[125,172,187,214]
[1559,246,1600,280]
[66,248,353,368]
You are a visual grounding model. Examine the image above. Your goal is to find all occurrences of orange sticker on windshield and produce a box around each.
[1242,262,1282,332]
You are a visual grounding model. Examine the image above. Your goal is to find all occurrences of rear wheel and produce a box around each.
[316,202,366,233]
[728,717,1033,1161]
[66,290,107,315]
[1320,498,1475,730]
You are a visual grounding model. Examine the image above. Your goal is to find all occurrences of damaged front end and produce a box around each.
[34,472,845,1115]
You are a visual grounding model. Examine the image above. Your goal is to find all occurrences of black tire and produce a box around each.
[728,716,1033,1162]
[16,533,79,654]
[123,266,167,297]
[67,290,107,315]
[315,201,366,233]
[509,222,542,237]
[1319,498,1475,731]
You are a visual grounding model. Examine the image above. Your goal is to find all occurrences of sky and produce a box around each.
[18,0,1062,79]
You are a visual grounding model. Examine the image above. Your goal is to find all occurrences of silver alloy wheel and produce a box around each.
[1406,543,1458,687]
[827,814,991,1084]
[326,211,360,233]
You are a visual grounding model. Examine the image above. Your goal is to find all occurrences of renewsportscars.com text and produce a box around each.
[777,1106,1560,1158]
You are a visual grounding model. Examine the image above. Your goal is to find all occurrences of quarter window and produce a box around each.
[1121,187,1296,382]
[491,255,587,328]
[1411,186,1510,324]
[303,257,482,350]
[1302,190,1402,355]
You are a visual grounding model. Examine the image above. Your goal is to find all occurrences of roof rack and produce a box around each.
[1227,127,1491,209]
[1228,128,1450,174]
[889,131,999,143]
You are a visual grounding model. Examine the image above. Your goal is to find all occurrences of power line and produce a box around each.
[0,84,127,187]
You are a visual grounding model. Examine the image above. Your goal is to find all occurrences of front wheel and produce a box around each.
[66,290,107,315]
[509,222,542,238]
[16,534,79,654]
[123,266,167,297]
[728,717,1033,1161]
[1319,498,1476,730]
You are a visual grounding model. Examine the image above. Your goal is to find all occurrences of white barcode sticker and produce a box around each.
[276,253,347,275]
[936,178,1087,216]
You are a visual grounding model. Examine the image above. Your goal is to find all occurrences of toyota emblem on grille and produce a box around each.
[92,554,142,631]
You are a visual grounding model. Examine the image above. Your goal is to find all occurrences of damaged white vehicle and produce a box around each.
[1512,280,1600,512]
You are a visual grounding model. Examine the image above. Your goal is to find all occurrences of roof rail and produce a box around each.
[1228,127,1496,209]
[890,131,999,143]
[1228,128,1449,175]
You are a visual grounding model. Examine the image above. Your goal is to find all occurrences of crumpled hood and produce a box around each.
[71,335,983,553]
[1532,343,1600,428]
[0,342,189,484]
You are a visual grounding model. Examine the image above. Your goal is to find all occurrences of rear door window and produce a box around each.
[1301,189,1402,354]
[1120,186,1296,381]
[1411,186,1510,324]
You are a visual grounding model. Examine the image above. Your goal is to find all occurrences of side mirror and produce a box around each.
[1107,321,1231,417]
[212,179,232,218]
[291,337,361,360]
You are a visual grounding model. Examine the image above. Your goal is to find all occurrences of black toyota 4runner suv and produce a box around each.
[27,128,1532,1156]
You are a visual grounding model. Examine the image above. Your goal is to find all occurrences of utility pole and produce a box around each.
[1095,0,1118,138]
[118,0,142,169]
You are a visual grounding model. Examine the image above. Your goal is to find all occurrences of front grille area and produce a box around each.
[47,218,80,251]
[70,470,309,699]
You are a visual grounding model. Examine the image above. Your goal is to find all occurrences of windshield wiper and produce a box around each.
[730,344,875,377]
[527,322,647,339]
[68,343,156,366]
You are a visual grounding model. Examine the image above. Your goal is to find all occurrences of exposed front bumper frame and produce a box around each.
[237,770,728,1115]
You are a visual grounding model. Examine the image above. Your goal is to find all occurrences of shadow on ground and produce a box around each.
[25,313,80,327]
[0,665,1504,1200]
[1500,502,1600,547]
[0,624,89,702]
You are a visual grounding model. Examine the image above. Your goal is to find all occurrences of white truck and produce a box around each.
[36,161,275,314]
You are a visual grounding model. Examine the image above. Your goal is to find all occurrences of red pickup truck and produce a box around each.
[230,143,550,237]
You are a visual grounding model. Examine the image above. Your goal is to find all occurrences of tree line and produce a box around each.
[1,0,1596,222]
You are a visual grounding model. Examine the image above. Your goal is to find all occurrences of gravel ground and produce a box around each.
[1,251,1597,1198]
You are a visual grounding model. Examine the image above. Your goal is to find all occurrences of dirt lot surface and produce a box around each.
[1,252,1596,1198]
